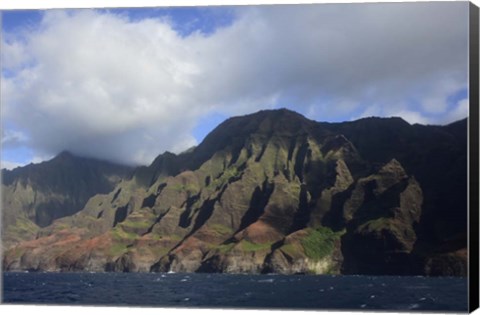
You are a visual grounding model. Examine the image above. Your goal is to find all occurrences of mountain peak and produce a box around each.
[189,108,317,167]
[239,107,310,123]
[55,150,75,159]
[353,115,410,126]
[49,151,83,165]
[214,108,314,136]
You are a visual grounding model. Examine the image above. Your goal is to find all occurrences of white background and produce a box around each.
[0,1,479,315]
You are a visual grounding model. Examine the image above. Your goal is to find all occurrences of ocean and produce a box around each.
[2,272,468,311]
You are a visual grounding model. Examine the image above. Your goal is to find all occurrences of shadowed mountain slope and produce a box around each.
[1,152,133,248]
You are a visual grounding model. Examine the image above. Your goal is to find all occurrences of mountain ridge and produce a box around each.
[2,109,468,276]
[1,152,133,248]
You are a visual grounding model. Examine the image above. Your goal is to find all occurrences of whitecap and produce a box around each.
[258,279,275,283]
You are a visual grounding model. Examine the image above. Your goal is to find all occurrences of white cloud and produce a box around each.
[2,40,31,70]
[1,129,28,146]
[441,98,469,125]
[1,160,24,170]
[3,10,206,165]
[420,78,466,114]
[352,104,431,125]
[390,110,429,125]
[1,3,469,165]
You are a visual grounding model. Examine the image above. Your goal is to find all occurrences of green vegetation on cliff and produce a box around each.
[301,227,344,261]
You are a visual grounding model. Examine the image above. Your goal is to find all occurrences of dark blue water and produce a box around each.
[2,272,468,311]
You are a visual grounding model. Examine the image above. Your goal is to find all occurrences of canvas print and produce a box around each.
[0,1,477,312]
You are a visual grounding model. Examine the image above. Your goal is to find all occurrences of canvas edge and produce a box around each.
[469,1,480,313]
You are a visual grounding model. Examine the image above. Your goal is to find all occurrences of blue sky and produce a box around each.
[2,10,42,32]
[101,7,236,37]
[1,7,236,34]
[0,3,470,168]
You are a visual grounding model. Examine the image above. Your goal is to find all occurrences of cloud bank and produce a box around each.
[1,3,469,166]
